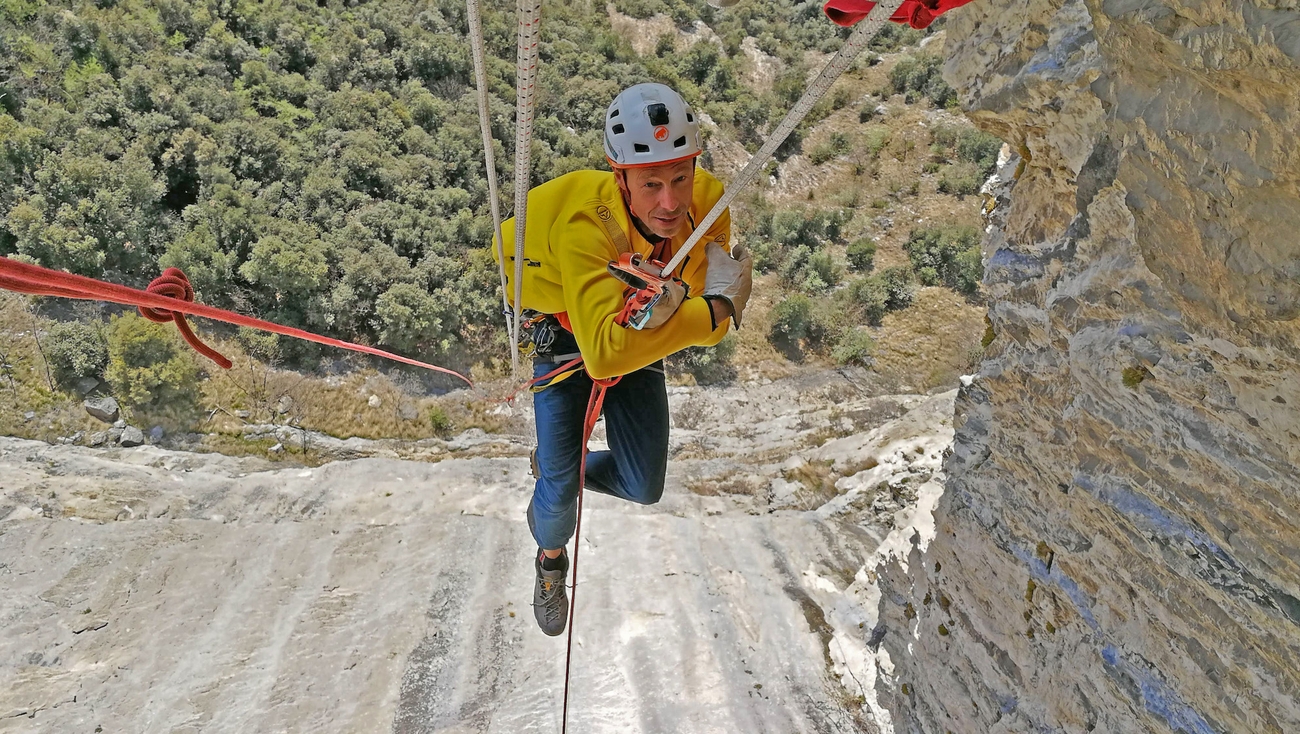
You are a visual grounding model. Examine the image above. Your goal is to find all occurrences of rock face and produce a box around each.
[83,397,119,424]
[874,2,1300,733]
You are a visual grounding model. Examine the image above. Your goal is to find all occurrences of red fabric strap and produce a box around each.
[0,256,471,386]
[822,0,977,28]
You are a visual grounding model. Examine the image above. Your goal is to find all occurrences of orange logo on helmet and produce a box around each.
[653,126,669,142]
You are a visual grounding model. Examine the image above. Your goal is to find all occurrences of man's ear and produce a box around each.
[614,168,629,198]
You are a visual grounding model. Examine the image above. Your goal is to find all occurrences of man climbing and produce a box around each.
[496,83,753,635]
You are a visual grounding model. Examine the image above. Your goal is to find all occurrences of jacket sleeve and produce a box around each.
[679,204,733,350]
[555,211,729,379]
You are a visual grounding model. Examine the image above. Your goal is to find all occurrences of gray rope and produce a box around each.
[512,0,542,378]
[465,0,516,374]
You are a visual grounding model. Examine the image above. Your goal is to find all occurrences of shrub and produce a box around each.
[428,405,453,437]
[863,127,892,158]
[932,124,1003,178]
[843,275,887,325]
[807,249,843,289]
[748,239,782,273]
[847,238,876,272]
[878,266,917,311]
[780,246,842,294]
[104,313,202,421]
[832,327,876,367]
[45,321,108,388]
[937,162,984,196]
[769,294,818,345]
[809,143,836,166]
[888,54,955,108]
[956,129,1003,176]
[903,225,983,294]
[667,335,737,385]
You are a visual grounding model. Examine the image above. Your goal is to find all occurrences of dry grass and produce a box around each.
[871,287,986,391]
[0,293,516,448]
[715,32,990,391]
[0,293,104,442]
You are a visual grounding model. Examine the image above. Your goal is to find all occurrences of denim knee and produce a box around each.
[627,474,665,505]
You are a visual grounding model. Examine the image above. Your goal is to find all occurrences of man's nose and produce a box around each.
[657,187,681,214]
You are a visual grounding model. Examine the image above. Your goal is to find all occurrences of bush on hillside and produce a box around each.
[104,313,202,425]
[904,225,983,295]
[45,321,108,388]
[843,275,889,325]
[768,293,826,357]
[878,265,917,311]
[667,335,737,385]
[888,54,956,108]
[847,237,876,272]
[832,327,876,367]
[937,162,985,196]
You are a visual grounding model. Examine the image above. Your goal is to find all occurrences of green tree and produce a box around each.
[104,313,202,425]
[45,320,108,388]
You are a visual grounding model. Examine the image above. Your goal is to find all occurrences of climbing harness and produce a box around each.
[0,257,472,385]
[657,0,908,278]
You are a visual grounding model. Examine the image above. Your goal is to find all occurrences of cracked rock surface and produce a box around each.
[0,368,953,733]
[873,2,1300,733]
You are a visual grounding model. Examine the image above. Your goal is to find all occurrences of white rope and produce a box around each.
[658,0,908,278]
[512,0,542,378]
[466,0,516,375]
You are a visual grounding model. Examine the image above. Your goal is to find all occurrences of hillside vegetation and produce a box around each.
[1,0,995,449]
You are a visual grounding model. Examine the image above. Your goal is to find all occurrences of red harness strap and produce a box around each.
[0,256,471,385]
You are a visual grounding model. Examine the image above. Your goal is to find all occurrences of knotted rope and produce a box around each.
[137,267,233,369]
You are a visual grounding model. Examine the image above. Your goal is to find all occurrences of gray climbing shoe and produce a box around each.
[533,548,569,636]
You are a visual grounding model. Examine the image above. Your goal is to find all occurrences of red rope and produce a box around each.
[0,256,471,385]
[561,371,620,734]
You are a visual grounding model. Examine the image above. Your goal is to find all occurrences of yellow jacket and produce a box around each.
[496,168,731,379]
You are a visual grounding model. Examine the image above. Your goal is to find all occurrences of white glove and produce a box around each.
[639,278,687,330]
[703,241,753,328]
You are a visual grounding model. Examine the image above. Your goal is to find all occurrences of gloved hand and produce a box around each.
[703,241,753,328]
[638,277,687,330]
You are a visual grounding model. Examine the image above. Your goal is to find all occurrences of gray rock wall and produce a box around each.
[875,1,1300,731]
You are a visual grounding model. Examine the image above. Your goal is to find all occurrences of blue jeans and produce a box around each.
[527,360,669,550]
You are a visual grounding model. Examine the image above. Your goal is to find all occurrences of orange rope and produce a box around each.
[0,256,471,385]
[561,370,621,734]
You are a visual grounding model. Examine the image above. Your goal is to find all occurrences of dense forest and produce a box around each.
[0,0,922,366]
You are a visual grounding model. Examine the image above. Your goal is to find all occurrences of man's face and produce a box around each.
[616,159,696,239]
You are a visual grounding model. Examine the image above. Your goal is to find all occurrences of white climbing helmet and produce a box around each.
[603,83,702,169]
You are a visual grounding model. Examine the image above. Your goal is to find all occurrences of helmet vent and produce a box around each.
[612,124,625,134]
[610,108,620,118]
[673,136,687,148]
[686,112,694,123]
[634,143,650,153]
[647,103,670,126]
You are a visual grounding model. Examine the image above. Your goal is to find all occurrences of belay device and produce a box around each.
[607,252,682,330]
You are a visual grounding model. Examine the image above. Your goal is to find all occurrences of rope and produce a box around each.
[657,0,908,278]
[512,0,542,378]
[465,0,516,375]
[562,369,620,734]
[0,256,472,386]
[137,268,232,369]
